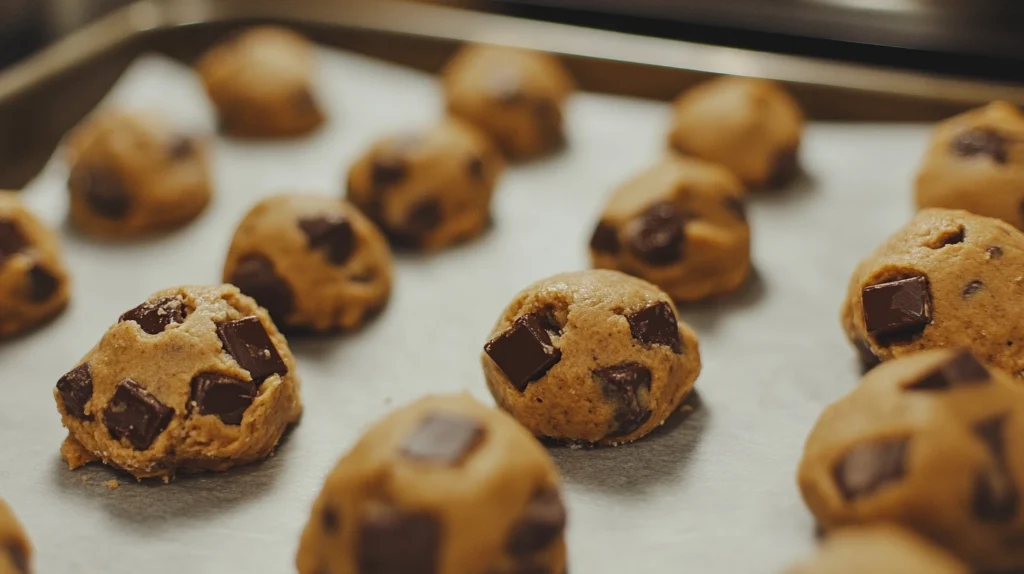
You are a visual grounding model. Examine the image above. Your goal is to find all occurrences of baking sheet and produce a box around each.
[0,44,931,573]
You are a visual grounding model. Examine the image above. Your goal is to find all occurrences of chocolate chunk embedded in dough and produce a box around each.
[358,503,440,574]
[216,316,288,383]
[593,362,653,437]
[628,201,685,266]
[589,221,620,254]
[229,254,295,326]
[190,373,257,425]
[507,487,567,556]
[861,276,932,340]
[400,412,485,466]
[952,128,1008,164]
[904,349,989,391]
[833,438,909,501]
[119,296,187,335]
[56,363,93,419]
[300,216,356,265]
[26,264,58,303]
[626,301,682,354]
[103,379,174,451]
[0,219,27,263]
[485,313,562,392]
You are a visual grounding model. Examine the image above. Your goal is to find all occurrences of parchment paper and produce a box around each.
[0,46,931,573]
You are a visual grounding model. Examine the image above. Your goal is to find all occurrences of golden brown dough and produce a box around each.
[785,526,967,574]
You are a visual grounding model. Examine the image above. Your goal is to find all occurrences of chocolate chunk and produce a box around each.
[961,280,984,299]
[300,216,356,265]
[723,195,747,221]
[168,136,195,161]
[952,128,1007,163]
[405,200,442,238]
[973,467,1019,523]
[905,349,989,391]
[400,412,485,465]
[988,245,1005,260]
[0,219,27,263]
[322,506,340,534]
[27,264,58,303]
[467,156,485,181]
[358,503,440,574]
[589,221,620,254]
[853,338,881,370]
[119,296,186,335]
[593,362,653,438]
[56,363,93,419]
[861,276,932,340]
[834,438,908,500]
[371,139,415,192]
[229,254,294,326]
[72,166,131,220]
[767,146,800,188]
[627,301,682,354]
[628,202,685,266]
[103,379,174,451]
[484,313,562,392]
[507,487,567,557]
[189,373,256,425]
[975,415,1009,461]
[5,540,27,574]
[216,316,288,383]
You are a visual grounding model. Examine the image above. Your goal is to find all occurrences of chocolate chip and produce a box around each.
[103,379,174,451]
[628,202,685,266]
[358,503,440,574]
[962,280,984,299]
[229,254,294,326]
[400,412,485,465]
[5,540,27,574]
[27,264,58,303]
[300,216,356,265]
[56,363,93,419]
[767,146,800,188]
[905,349,989,391]
[973,467,1019,523]
[467,156,485,181]
[189,373,256,425]
[168,136,195,161]
[322,506,340,534]
[216,316,288,383]
[485,313,562,392]
[975,415,1010,462]
[72,166,131,220]
[861,276,932,341]
[853,338,881,370]
[119,296,186,335]
[723,196,747,221]
[0,218,27,263]
[952,128,1008,163]
[405,200,442,238]
[988,245,1005,260]
[833,437,908,500]
[593,362,653,438]
[507,487,566,557]
[627,301,682,354]
[371,152,409,190]
[589,221,620,254]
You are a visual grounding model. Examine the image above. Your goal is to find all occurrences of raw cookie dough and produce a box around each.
[482,269,701,445]
[443,44,574,160]
[54,284,302,480]
[915,101,1024,230]
[296,394,567,574]
[668,76,804,188]
[842,208,1024,374]
[785,526,967,574]
[346,117,504,251]
[223,193,393,332]
[589,154,751,302]
[0,192,70,338]
[798,348,1024,572]
[0,498,31,574]
[197,26,324,138]
[65,110,212,237]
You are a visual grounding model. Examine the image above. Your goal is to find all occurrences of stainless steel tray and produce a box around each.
[2,2,1023,573]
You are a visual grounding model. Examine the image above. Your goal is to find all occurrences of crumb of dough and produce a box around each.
[104,480,119,490]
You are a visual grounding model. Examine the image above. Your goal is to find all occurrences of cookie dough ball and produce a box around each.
[66,110,212,237]
[54,285,302,480]
[0,499,31,574]
[915,101,1024,229]
[346,117,504,251]
[842,208,1024,374]
[589,155,751,302]
[482,269,701,445]
[0,192,70,338]
[197,26,324,138]
[785,526,967,574]
[443,44,574,160]
[224,193,393,333]
[296,394,567,574]
[668,76,804,188]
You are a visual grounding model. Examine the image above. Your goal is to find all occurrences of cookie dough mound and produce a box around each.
[224,193,393,332]
[785,526,967,574]
[842,208,1024,373]
[915,101,1024,229]
[0,498,31,574]
[296,394,567,574]
[346,117,504,251]
[65,110,212,237]
[668,76,803,188]
[443,44,574,160]
[0,192,70,338]
[589,154,751,302]
[482,269,701,445]
[798,349,1024,571]
[197,26,324,138]
[54,284,302,480]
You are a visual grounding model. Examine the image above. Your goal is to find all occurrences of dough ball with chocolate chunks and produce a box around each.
[482,269,701,445]
[0,192,70,338]
[798,348,1024,572]
[443,44,574,160]
[224,193,393,333]
[915,101,1024,229]
[296,394,567,574]
[785,526,967,574]
[842,208,1024,374]
[0,498,32,574]
[668,76,804,189]
[346,117,504,251]
[197,26,324,138]
[589,154,751,302]
[54,284,301,481]
[65,110,212,237]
